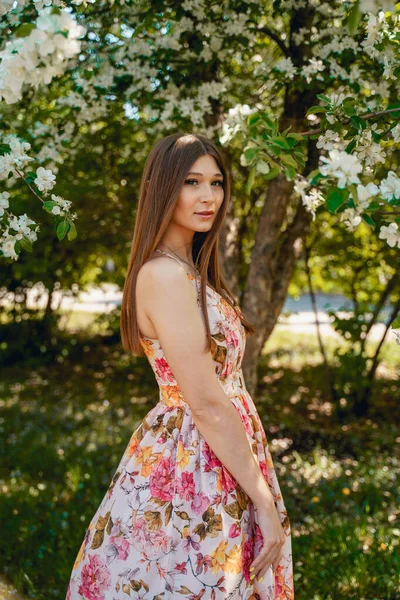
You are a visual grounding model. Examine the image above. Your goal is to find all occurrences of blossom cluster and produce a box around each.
[0,134,75,260]
[0,7,86,104]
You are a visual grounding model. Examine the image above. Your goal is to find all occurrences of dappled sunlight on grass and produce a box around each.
[0,329,399,599]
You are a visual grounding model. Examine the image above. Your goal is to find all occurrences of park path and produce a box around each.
[4,282,392,343]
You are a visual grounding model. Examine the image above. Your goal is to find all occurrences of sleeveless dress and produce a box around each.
[66,252,294,600]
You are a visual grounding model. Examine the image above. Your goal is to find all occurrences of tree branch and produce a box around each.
[254,25,289,57]
[300,107,400,136]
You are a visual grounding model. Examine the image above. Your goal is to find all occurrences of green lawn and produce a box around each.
[0,324,399,599]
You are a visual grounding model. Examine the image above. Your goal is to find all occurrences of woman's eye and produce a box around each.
[185,179,223,186]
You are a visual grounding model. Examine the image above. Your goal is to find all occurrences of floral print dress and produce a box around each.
[66,255,294,600]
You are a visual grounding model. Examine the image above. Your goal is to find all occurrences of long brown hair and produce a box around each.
[120,132,255,356]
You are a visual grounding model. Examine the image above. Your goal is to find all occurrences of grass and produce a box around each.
[0,321,399,600]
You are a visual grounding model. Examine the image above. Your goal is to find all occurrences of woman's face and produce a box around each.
[172,154,225,233]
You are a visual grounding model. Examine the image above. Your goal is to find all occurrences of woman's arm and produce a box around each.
[137,259,275,508]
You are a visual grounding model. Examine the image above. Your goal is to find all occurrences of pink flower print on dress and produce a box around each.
[195,552,213,575]
[221,465,237,494]
[109,535,129,560]
[241,394,251,413]
[254,521,264,554]
[177,471,196,501]
[78,554,111,600]
[190,491,210,515]
[238,409,254,437]
[274,564,285,597]
[131,518,150,551]
[66,268,294,599]
[154,356,175,382]
[225,327,239,350]
[259,459,271,485]
[149,455,175,501]
[131,518,170,556]
[202,441,222,472]
[228,522,241,539]
[174,561,188,575]
[242,538,255,582]
[182,530,201,552]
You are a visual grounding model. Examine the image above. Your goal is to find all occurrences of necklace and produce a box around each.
[156,243,200,278]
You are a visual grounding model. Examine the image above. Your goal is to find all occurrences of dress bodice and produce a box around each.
[139,252,248,403]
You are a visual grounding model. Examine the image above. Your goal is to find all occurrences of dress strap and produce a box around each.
[155,248,187,270]
[154,248,200,301]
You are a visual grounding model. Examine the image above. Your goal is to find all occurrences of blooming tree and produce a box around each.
[0,0,399,380]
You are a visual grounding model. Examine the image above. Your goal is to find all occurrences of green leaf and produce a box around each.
[20,236,33,252]
[244,147,260,164]
[271,137,290,149]
[316,94,331,105]
[343,102,357,117]
[287,133,306,141]
[245,166,257,195]
[263,166,281,181]
[14,23,35,38]
[350,116,366,131]
[67,222,77,241]
[279,153,298,168]
[43,201,57,214]
[248,113,261,126]
[56,219,70,240]
[283,166,297,180]
[349,183,359,203]
[386,102,400,112]
[361,213,375,227]
[310,172,326,186]
[327,188,345,213]
[345,139,357,153]
[259,114,276,129]
[306,106,327,116]
[347,2,362,35]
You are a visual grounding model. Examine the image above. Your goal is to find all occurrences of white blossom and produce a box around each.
[0,153,16,181]
[378,222,400,248]
[379,171,400,201]
[51,194,72,211]
[0,8,86,105]
[359,1,396,14]
[302,58,325,84]
[340,208,363,232]
[356,183,380,209]
[0,191,10,216]
[300,188,325,220]
[293,176,311,196]
[1,236,19,259]
[355,124,386,167]
[34,166,56,192]
[316,129,342,151]
[275,57,297,80]
[391,123,400,143]
[319,149,363,188]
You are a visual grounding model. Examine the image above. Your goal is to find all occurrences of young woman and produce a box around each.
[66,133,294,599]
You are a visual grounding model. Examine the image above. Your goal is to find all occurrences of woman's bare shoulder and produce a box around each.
[136,252,191,297]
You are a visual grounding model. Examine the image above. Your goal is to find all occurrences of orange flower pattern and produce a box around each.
[66,272,294,599]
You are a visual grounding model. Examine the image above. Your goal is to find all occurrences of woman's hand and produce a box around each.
[249,500,286,584]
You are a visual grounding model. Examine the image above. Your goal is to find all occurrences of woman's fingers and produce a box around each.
[249,540,282,581]
[271,547,284,573]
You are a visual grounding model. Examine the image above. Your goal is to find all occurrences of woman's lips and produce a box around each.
[195,212,214,219]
